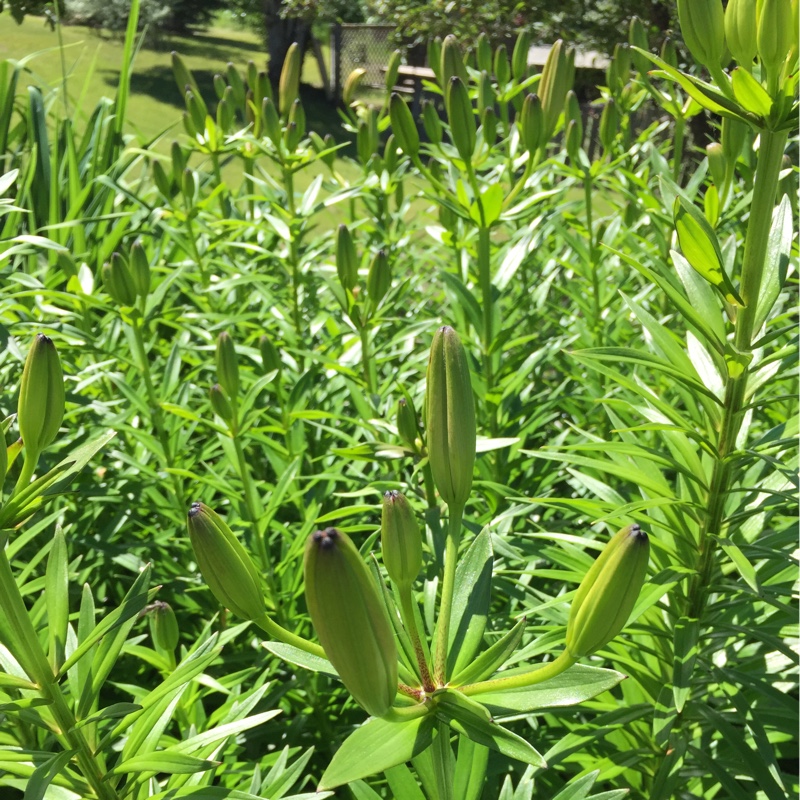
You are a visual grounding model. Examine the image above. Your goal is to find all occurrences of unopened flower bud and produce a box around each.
[336,224,359,293]
[187,502,266,622]
[390,93,420,157]
[366,249,391,308]
[426,326,475,509]
[18,334,65,457]
[129,239,151,298]
[102,253,137,307]
[539,40,575,143]
[565,524,650,658]
[381,491,422,591]
[520,93,543,155]
[706,143,727,188]
[215,332,239,399]
[725,0,759,67]
[757,0,793,77]
[677,0,726,68]
[279,42,301,115]
[343,67,366,106]
[385,50,402,93]
[304,528,398,717]
[209,384,235,425]
[396,396,419,449]
[512,30,531,80]
[259,334,282,375]
[150,601,180,652]
[446,77,476,163]
[599,99,619,154]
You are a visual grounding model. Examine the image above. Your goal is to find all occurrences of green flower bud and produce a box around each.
[481,106,497,148]
[259,334,282,375]
[217,89,234,132]
[102,253,137,307]
[186,89,207,136]
[226,62,246,107]
[384,133,398,172]
[304,528,398,718]
[255,69,271,106]
[279,42,301,116]
[150,601,180,652]
[721,116,747,165]
[213,73,227,100]
[171,51,199,96]
[390,93,420,157]
[447,77,476,163]
[336,224,359,293]
[381,491,423,591]
[366,249,391,308]
[209,383,235,425]
[427,37,443,86]
[476,33,492,73]
[153,160,172,198]
[599,99,619,154]
[396,396,419,449]
[725,0,759,67]
[170,140,186,177]
[426,326,476,509]
[566,119,582,164]
[494,43,510,85]
[129,239,151,298]
[284,120,300,153]
[182,110,197,139]
[187,502,266,622]
[512,30,532,80]
[181,168,196,205]
[565,524,650,658]
[477,71,496,116]
[262,97,281,145]
[343,67,366,107]
[18,334,65,458]
[385,50,402,93]
[0,429,7,487]
[677,0,726,68]
[357,118,375,165]
[706,142,727,188]
[661,37,679,69]
[216,331,239,399]
[422,100,443,145]
[757,0,793,76]
[629,17,651,76]
[520,93,543,155]
[441,34,468,88]
[539,40,575,143]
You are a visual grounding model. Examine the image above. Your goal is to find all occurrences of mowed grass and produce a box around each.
[0,13,332,146]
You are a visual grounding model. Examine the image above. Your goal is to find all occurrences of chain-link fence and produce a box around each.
[331,24,397,97]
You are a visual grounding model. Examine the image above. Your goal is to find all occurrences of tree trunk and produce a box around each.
[264,0,311,87]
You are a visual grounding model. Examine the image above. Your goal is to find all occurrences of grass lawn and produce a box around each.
[0,13,333,146]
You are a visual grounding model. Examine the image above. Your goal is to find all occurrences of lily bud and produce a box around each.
[390,93,419,157]
[661,37,679,69]
[102,253,137,307]
[427,37,443,85]
[279,42,301,115]
[629,17,651,76]
[396,396,419,449]
[304,528,398,718]
[481,107,497,148]
[150,601,180,652]
[706,143,727,189]
[520,93,543,155]
[209,384,235,425]
[677,0,726,68]
[512,30,531,80]
[565,524,650,658]
[421,100,443,145]
[262,97,281,145]
[725,0,759,67]
[259,334,282,375]
[539,40,574,142]
[447,77,476,163]
[381,491,422,591]
[226,62,246,107]
[153,160,172,197]
[757,0,793,77]
[187,502,266,622]
[18,334,65,458]
[216,332,239,399]
[385,50,402,93]
[129,239,151,298]
[366,249,391,308]
[0,429,7,486]
[441,34,468,88]
[599,99,619,154]
[426,326,475,509]
[336,224,359,293]
[494,43,510,85]
[289,98,306,140]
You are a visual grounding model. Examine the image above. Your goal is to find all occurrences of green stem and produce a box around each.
[359,324,377,396]
[431,721,454,800]
[254,613,327,659]
[683,127,788,624]
[433,504,463,685]
[583,169,602,346]
[283,167,303,341]
[13,452,38,495]
[399,586,434,691]
[460,650,575,696]
[672,116,685,184]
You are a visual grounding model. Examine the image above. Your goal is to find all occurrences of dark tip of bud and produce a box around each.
[449,76,459,85]
[384,489,400,502]
[189,502,202,517]
[312,528,339,550]
[630,524,647,541]
[399,397,407,406]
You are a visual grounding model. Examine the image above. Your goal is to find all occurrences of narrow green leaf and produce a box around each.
[45,527,68,673]
[453,735,488,800]
[452,618,526,686]
[262,642,337,677]
[109,750,218,776]
[385,764,427,800]
[754,195,792,333]
[671,617,699,713]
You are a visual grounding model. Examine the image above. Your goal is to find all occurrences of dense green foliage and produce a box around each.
[0,1,798,798]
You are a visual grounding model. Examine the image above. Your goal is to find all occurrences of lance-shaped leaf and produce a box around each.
[674,197,744,306]
[451,617,526,686]
[319,713,436,790]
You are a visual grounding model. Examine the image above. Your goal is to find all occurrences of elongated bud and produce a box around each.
[367,249,391,308]
[0,429,7,486]
[336,224,359,292]
[129,239,151,298]
[213,73,227,100]
[677,0,726,68]
[18,334,65,459]
[181,168,196,205]
[153,160,172,198]
[512,30,531,79]
[259,334,282,375]
[599,99,619,154]
[725,0,759,67]
[629,17,651,75]
[216,331,239,398]
[422,100,443,144]
[520,93,543,155]
[262,97,281,145]
[427,37,443,85]
[757,0,793,77]
[150,601,180,652]
[218,89,234,132]
[187,502,266,622]
[481,107,497,148]
[304,528,398,718]
[539,40,574,142]
[343,67,366,107]
[186,89,207,136]
[441,34,468,88]
[566,119,582,164]
[226,62,246,107]
[210,383,235,425]
[171,51,199,95]
[397,396,418,449]
[170,140,186,177]
[284,120,299,152]
[475,33,492,72]
[565,524,650,658]
[477,71,496,116]
[279,42,301,115]
[447,77,476,163]
[426,326,475,509]
[102,253,137,306]
[381,491,422,590]
[390,93,419,157]
[289,98,306,140]
[706,143,727,188]
[494,44,510,85]
[661,37,679,69]
[385,50,402,93]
